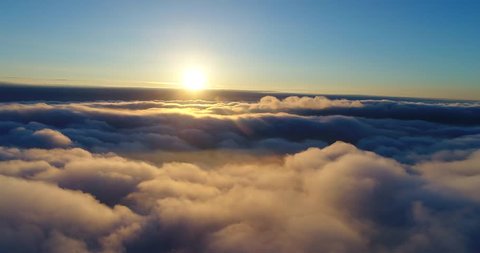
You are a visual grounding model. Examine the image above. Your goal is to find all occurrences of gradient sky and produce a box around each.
[0,0,479,99]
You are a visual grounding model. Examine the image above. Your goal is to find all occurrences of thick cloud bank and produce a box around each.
[0,93,479,253]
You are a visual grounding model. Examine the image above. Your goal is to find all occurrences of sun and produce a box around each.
[182,68,207,91]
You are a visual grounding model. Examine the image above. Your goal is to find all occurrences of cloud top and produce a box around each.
[0,94,479,252]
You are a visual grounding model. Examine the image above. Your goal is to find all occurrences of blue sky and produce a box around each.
[0,0,479,99]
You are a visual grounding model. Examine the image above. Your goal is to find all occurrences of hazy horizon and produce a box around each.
[1,81,479,101]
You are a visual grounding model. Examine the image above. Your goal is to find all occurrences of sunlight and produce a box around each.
[182,68,207,91]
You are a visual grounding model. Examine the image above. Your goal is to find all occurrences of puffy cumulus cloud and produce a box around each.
[0,175,140,253]
[1,142,477,252]
[0,126,72,149]
[415,150,480,202]
[251,95,363,110]
[32,128,72,147]
[122,142,480,252]
[0,147,158,206]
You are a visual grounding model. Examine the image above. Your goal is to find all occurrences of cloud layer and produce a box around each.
[0,95,479,164]
[0,93,479,252]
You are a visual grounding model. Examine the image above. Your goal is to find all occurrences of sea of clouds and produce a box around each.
[1,93,480,253]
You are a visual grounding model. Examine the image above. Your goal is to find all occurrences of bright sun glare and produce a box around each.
[182,68,207,91]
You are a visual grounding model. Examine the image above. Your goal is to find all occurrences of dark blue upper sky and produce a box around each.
[0,0,479,99]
